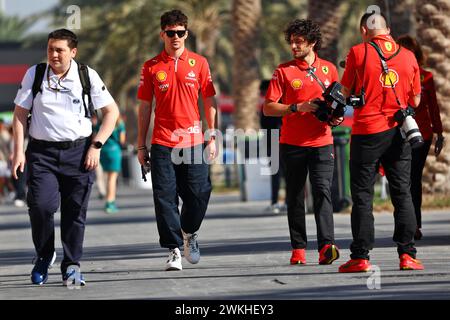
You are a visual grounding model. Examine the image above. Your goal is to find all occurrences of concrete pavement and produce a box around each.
[0,185,449,300]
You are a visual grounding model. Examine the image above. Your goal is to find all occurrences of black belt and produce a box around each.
[30,137,90,149]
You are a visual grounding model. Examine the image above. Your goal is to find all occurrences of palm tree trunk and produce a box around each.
[416,0,450,193]
[307,0,344,65]
[232,0,261,131]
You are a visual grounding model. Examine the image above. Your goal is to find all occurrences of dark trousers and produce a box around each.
[280,143,335,250]
[26,139,94,273]
[411,139,432,228]
[271,159,285,205]
[150,143,212,249]
[350,127,417,260]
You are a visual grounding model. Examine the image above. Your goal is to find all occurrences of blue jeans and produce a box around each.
[150,143,212,249]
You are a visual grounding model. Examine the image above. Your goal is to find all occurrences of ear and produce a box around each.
[185,30,189,38]
[160,30,165,40]
[71,47,77,58]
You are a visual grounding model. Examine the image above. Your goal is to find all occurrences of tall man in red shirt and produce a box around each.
[137,10,217,271]
[264,19,341,266]
[339,12,424,273]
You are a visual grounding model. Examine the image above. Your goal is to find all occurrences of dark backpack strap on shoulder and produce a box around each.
[78,63,96,118]
[29,63,47,129]
[32,63,47,99]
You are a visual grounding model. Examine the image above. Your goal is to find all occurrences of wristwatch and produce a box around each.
[91,141,103,149]
[289,103,298,113]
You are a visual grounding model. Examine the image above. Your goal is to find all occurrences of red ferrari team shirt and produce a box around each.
[341,34,421,135]
[137,49,216,148]
[266,54,339,147]
[414,68,443,141]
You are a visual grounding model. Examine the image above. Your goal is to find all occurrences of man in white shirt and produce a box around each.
[11,29,119,286]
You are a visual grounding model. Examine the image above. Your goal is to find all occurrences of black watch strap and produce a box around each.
[92,141,103,149]
[289,103,298,113]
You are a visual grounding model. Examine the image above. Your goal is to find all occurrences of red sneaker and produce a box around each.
[290,249,306,265]
[399,254,424,270]
[319,244,340,265]
[338,259,372,273]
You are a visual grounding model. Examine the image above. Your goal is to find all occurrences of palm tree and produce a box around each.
[231,0,261,131]
[416,0,450,193]
[0,11,33,42]
[307,0,345,65]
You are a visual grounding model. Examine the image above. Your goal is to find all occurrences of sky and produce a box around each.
[1,0,59,33]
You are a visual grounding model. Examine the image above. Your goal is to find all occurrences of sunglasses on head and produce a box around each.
[164,30,187,38]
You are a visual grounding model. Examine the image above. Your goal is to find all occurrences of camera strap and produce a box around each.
[306,67,327,92]
[369,41,402,106]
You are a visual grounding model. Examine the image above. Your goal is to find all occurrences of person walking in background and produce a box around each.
[94,115,126,213]
[91,113,107,200]
[396,35,444,241]
[11,29,119,286]
[0,118,14,204]
[263,19,341,266]
[338,13,424,273]
[259,80,286,214]
[137,10,217,271]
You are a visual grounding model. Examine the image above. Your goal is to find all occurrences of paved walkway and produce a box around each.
[0,186,449,300]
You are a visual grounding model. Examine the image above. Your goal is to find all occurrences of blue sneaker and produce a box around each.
[62,265,86,287]
[30,251,56,285]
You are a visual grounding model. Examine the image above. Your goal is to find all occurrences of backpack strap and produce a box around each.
[32,63,47,99]
[28,63,47,129]
[78,63,96,118]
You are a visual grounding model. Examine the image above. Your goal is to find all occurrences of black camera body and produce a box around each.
[394,106,424,149]
[347,92,365,108]
[314,81,347,123]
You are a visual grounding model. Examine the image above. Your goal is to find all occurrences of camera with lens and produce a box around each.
[393,106,424,149]
[313,81,347,124]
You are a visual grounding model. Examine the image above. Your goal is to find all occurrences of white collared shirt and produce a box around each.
[14,60,115,141]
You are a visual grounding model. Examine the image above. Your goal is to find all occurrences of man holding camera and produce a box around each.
[264,19,341,266]
[338,12,423,272]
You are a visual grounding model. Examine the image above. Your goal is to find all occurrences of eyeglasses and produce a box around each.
[47,68,70,92]
[164,30,187,38]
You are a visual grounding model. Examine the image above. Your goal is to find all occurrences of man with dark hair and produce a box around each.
[12,28,119,285]
[263,19,341,266]
[338,12,424,272]
[137,10,217,271]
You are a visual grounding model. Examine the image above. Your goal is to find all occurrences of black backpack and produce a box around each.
[30,62,96,124]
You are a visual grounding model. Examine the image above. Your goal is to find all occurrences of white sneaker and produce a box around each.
[182,231,200,264]
[266,204,280,214]
[14,199,26,207]
[165,248,182,271]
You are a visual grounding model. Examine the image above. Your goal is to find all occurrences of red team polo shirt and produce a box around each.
[266,54,339,147]
[414,67,443,141]
[137,49,216,148]
[341,34,421,135]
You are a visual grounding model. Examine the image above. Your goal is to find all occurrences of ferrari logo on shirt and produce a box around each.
[322,66,329,75]
[380,69,399,87]
[420,74,425,82]
[189,58,196,67]
[156,71,167,82]
[385,42,393,52]
[291,79,303,89]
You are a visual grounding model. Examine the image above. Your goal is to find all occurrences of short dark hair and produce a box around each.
[360,11,389,29]
[160,10,188,30]
[48,29,78,49]
[284,19,322,52]
[397,35,424,66]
